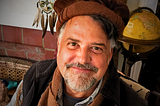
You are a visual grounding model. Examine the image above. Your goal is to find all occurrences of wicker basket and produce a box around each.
[0,57,33,82]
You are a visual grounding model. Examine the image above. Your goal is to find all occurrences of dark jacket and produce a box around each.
[22,58,147,106]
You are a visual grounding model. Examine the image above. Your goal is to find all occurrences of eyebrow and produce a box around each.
[66,38,80,43]
[91,43,107,49]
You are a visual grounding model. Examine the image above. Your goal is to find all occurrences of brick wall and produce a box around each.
[0,25,57,61]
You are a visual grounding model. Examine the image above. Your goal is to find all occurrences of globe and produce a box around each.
[121,8,160,53]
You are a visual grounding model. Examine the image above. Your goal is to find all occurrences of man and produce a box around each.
[8,0,147,106]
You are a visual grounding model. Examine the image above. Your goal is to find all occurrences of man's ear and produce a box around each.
[108,48,113,64]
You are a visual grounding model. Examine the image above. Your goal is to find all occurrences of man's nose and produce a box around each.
[77,48,92,64]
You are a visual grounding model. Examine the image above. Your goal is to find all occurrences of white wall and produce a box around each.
[127,0,158,12]
[0,0,52,31]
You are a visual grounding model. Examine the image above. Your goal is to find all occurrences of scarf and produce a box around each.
[38,67,109,106]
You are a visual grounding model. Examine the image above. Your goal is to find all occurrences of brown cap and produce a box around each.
[54,0,129,36]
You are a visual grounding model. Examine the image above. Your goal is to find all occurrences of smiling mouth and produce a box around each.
[72,66,93,71]
[66,63,98,73]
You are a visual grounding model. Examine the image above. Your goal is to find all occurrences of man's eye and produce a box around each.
[70,42,77,46]
[91,46,103,54]
[67,42,78,49]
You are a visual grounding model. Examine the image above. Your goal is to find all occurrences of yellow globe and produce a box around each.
[121,9,160,53]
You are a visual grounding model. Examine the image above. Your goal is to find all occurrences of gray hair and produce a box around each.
[58,15,118,49]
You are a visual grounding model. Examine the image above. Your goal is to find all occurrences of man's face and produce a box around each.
[57,16,113,92]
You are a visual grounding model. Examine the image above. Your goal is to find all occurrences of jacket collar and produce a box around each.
[101,58,120,106]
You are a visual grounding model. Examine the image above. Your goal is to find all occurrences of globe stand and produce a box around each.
[121,43,158,77]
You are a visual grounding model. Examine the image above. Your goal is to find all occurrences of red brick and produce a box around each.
[44,50,55,60]
[0,49,6,56]
[25,46,39,53]
[23,28,42,47]
[44,32,57,49]
[15,43,41,53]
[3,25,22,43]
[37,47,45,53]
[27,52,45,61]
[14,44,31,52]
[6,49,26,59]
[0,41,15,49]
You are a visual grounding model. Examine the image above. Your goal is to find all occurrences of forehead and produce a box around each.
[60,16,108,42]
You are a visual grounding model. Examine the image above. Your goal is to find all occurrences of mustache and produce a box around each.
[66,63,98,73]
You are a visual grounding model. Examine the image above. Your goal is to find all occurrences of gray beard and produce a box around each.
[64,62,98,92]
[64,71,97,92]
